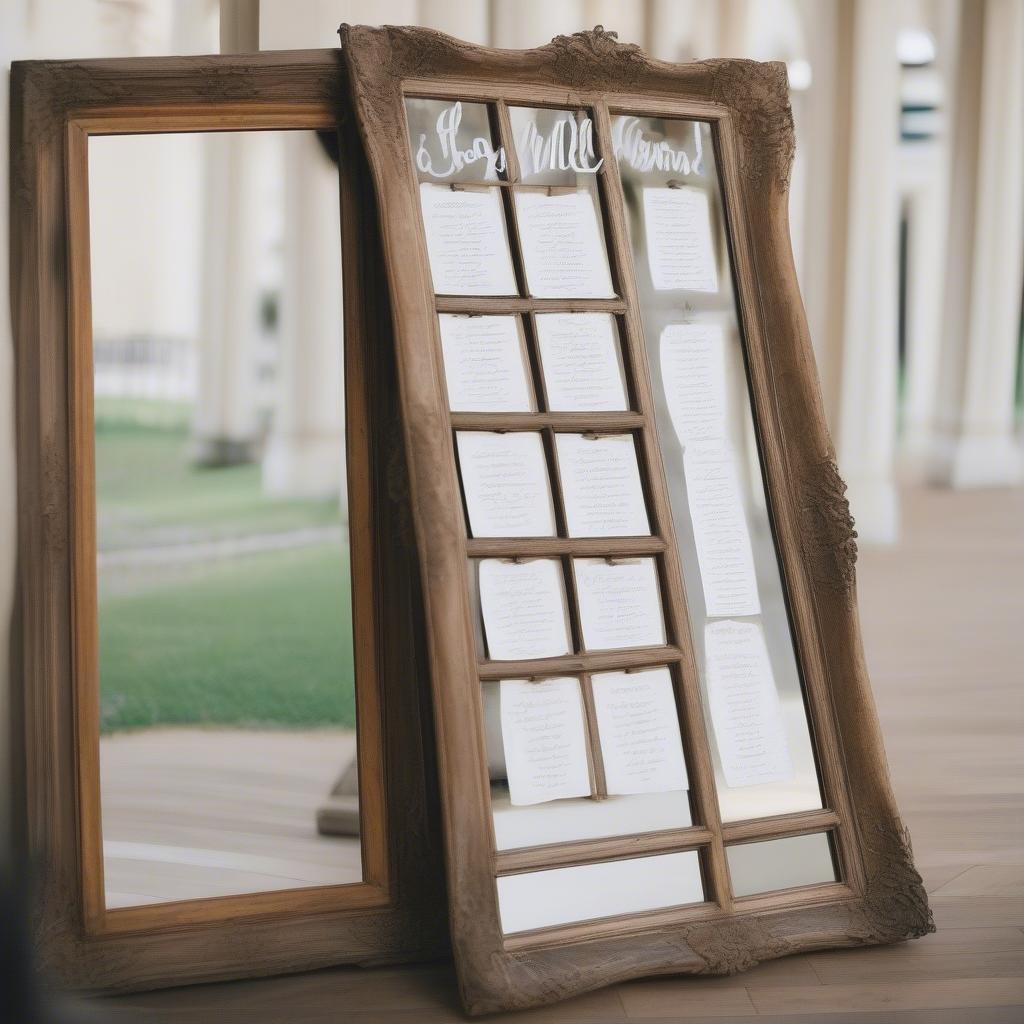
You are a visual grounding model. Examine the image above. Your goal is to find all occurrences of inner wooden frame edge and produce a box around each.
[65,104,390,935]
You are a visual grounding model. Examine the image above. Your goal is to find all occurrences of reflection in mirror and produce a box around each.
[482,669,693,851]
[90,130,360,908]
[496,851,705,934]
[615,116,824,823]
[727,832,838,898]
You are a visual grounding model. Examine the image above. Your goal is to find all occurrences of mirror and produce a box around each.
[615,115,825,823]
[727,832,838,897]
[89,129,361,908]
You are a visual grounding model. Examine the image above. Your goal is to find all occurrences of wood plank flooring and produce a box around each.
[96,485,1024,1021]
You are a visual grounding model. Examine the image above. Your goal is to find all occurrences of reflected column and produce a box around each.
[192,132,262,466]
[928,0,1024,488]
[261,132,346,503]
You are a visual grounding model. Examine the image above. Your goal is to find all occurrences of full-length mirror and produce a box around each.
[89,129,361,908]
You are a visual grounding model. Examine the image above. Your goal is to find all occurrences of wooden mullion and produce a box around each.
[494,99,520,182]
[435,296,628,314]
[721,808,840,845]
[479,645,683,680]
[578,673,608,800]
[495,827,714,875]
[450,411,644,431]
[467,536,665,558]
[590,100,732,912]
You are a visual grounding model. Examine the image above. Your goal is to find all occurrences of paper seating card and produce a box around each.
[683,440,760,617]
[704,620,793,788]
[419,183,518,295]
[457,431,556,538]
[659,323,728,445]
[514,189,616,298]
[440,315,535,412]
[535,313,629,411]
[642,186,718,292]
[591,667,689,795]
[478,558,572,660]
[574,557,666,651]
[555,433,650,538]
[500,678,592,806]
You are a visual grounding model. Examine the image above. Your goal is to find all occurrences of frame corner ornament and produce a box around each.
[857,822,935,943]
[801,456,859,598]
[704,58,795,192]
[682,917,790,975]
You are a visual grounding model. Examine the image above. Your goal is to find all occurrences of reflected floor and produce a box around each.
[100,728,361,907]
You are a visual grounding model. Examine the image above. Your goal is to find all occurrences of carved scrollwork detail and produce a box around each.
[854,821,934,943]
[681,917,790,974]
[543,25,647,91]
[801,456,858,599]
[704,58,795,192]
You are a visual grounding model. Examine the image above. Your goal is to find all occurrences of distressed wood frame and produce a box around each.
[9,49,446,993]
[340,24,933,1015]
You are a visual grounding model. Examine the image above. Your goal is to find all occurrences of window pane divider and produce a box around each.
[494,827,715,876]
[451,411,644,431]
[478,645,684,681]
[436,296,627,314]
[721,808,840,845]
[467,536,666,558]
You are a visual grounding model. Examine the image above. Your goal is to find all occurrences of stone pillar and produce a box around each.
[261,132,346,501]
[798,0,903,543]
[489,0,585,48]
[418,0,490,43]
[191,131,263,466]
[928,0,1024,487]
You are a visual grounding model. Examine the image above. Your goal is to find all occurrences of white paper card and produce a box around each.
[555,433,650,538]
[457,432,555,538]
[574,557,665,651]
[591,667,688,795]
[704,619,793,788]
[643,186,718,292]
[439,315,534,412]
[500,678,592,806]
[535,313,628,411]
[478,558,571,660]
[419,183,517,295]
[514,189,615,298]
[683,440,760,617]
[660,323,728,444]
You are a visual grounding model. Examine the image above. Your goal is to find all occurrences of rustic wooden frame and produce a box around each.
[9,49,445,993]
[341,24,933,1015]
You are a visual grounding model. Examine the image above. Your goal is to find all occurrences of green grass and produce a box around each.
[99,542,355,733]
[94,399,355,734]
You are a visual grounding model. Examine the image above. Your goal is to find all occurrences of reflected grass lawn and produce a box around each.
[95,400,355,734]
[99,543,356,733]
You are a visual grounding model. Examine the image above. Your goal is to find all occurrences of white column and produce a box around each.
[418,0,489,43]
[191,132,263,466]
[583,1,645,44]
[929,0,1024,487]
[489,0,585,48]
[261,133,346,501]
[799,0,903,543]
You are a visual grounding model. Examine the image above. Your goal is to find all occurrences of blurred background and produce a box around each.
[1,0,1021,1017]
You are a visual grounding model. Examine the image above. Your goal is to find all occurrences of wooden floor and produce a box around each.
[100,729,362,907]
[97,485,1024,1022]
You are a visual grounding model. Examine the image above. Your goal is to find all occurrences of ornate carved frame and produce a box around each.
[340,24,932,1015]
[9,50,446,993]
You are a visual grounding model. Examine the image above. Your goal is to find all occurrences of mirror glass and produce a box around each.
[615,115,825,823]
[496,850,705,934]
[90,130,362,909]
[727,832,838,897]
